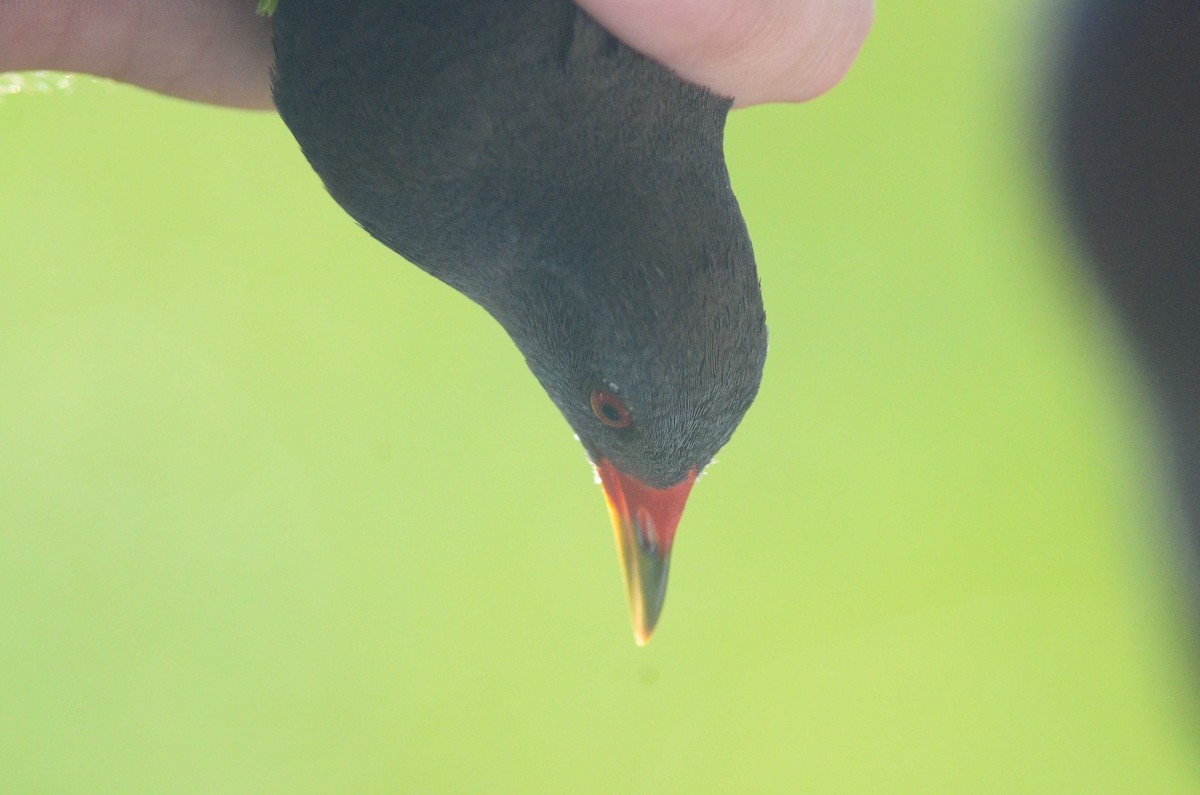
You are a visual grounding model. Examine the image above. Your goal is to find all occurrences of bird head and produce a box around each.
[492,202,768,643]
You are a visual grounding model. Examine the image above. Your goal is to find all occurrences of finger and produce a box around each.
[576,0,874,106]
[0,0,274,109]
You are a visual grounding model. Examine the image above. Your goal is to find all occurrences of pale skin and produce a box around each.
[0,0,873,109]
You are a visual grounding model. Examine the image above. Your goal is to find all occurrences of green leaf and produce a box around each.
[256,0,278,16]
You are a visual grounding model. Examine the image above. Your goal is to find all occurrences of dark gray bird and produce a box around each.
[270,0,767,642]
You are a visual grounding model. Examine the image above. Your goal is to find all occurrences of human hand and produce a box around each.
[578,0,874,106]
[0,0,871,109]
[0,0,275,108]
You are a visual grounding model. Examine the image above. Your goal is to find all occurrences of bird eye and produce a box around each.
[590,389,632,429]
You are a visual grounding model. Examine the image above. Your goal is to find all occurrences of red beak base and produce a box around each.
[594,458,697,645]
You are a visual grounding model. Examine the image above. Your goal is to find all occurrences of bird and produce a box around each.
[268,0,768,643]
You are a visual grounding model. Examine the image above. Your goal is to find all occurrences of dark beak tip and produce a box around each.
[627,541,670,646]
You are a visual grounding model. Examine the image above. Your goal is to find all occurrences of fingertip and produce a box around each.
[742,0,874,106]
[577,0,874,107]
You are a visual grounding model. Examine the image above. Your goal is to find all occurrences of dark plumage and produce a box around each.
[271,0,767,641]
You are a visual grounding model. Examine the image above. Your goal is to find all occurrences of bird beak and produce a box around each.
[594,458,697,645]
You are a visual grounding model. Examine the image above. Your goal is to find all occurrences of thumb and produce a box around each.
[575,0,874,106]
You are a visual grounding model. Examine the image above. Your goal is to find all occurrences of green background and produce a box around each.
[3,3,1198,792]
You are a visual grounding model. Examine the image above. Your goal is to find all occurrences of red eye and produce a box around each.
[590,389,632,429]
